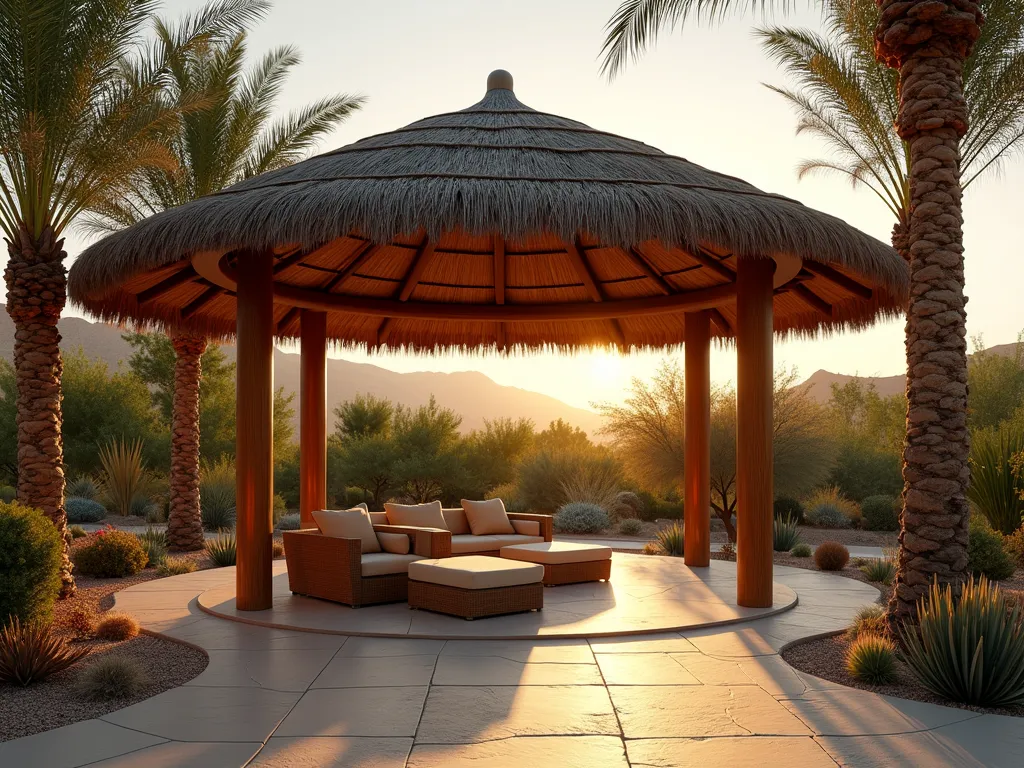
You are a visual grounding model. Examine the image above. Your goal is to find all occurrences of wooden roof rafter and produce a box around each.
[136,264,198,306]
[565,238,627,349]
[378,237,437,344]
[494,234,508,351]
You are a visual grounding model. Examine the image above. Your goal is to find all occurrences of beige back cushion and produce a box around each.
[511,519,540,536]
[384,500,446,530]
[441,508,471,535]
[376,531,411,555]
[368,511,388,526]
[312,508,381,554]
[462,498,515,536]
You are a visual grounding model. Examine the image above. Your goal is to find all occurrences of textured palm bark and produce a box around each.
[4,226,74,596]
[167,333,207,552]
[876,0,984,624]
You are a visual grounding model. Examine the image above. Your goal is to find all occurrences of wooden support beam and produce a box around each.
[684,310,712,568]
[299,310,327,530]
[793,283,833,317]
[137,265,197,305]
[180,284,223,320]
[396,239,436,302]
[710,308,732,335]
[565,239,627,349]
[802,261,873,299]
[686,247,736,282]
[235,249,275,611]
[735,257,774,609]
[624,246,672,295]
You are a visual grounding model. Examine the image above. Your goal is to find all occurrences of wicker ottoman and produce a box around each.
[407,556,544,620]
[500,541,613,585]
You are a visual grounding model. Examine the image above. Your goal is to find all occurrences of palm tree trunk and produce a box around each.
[876,0,984,624]
[3,226,74,597]
[167,333,207,552]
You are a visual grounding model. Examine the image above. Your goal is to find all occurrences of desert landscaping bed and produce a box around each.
[570,521,899,549]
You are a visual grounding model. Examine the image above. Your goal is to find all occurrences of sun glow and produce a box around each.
[589,351,625,385]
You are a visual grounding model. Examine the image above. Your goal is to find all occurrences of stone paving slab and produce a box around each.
[0,720,166,768]
[184,648,338,691]
[250,737,413,767]
[626,736,836,767]
[432,655,603,686]
[408,735,630,767]
[84,741,262,767]
[312,654,438,688]
[274,687,429,738]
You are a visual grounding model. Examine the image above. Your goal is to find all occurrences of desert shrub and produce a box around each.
[275,512,302,531]
[614,491,644,519]
[846,604,887,640]
[200,458,236,531]
[634,489,683,521]
[0,501,63,626]
[66,496,106,523]
[967,425,1024,535]
[656,521,685,556]
[642,541,663,556]
[553,502,610,534]
[135,528,167,568]
[559,463,621,514]
[157,557,198,577]
[814,541,850,571]
[68,525,88,539]
[773,496,805,525]
[861,495,900,532]
[804,487,858,528]
[901,576,1024,706]
[95,613,139,642]
[518,452,621,513]
[720,540,736,556]
[75,655,148,700]
[65,609,95,638]
[98,438,147,517]
[968,517,1016,581]
[74,529,149,578]
[67,476,98,500]
[1005,526,1024,568]
[206,533,237,567]
[485,482,528,513]
[0,618,90,685]
[619,518,643,536]
[790,543,812,558]
[773,514,801,552]
[861,557,897,585]
[272,493,288,524]
[145,504,167,524]
[846,634,898,684]
[272,540,285,558]
[0,485,15,503]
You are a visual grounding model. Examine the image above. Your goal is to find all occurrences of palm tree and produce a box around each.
[601,0,988,623]
[0,0,262,595]
[88,15,365,551]
[756,0,1024,621]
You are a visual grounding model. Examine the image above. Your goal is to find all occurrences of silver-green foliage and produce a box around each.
[619,518,643,536]
[773,514,801,552]
[967,426,1024,535]
[75,656,149,700]
[901,577,1024,706]
[804,501,851,529]
[656,521,685,556]
[553,502,610,534]
[205,533,237,567]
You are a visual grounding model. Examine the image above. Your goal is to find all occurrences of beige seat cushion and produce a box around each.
[385,500,446,530]
[486,534,546,549]
[409,556,543,589]
[313,508,381,554]
[450,534,501,554]
[360,552,424,577]
[462,498,514,535]
[510,519,540,536]
[376,531,410,555]
[501,541,613,565]
[441,508,471,535]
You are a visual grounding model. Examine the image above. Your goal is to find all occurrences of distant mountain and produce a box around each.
[0,310,605,437]
[800,343,1019,403]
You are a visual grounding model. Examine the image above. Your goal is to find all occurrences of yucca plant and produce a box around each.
[206,533,237,567]
[901,576,1024,706]
[0,617,91,686]
[861,556,897,585]
[200,458,237,531]
[136,528,167,568]
[773,513,801,552]
[657,521,685,557]
[968,426,1024,535]
[98,439,147,517]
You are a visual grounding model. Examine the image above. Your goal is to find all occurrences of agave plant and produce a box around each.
[901,576,1024,707]
[98,438,147,517]
[773,514,801,552]
[206,533,237,567]
[968,426,1024,535]
[0,617,91,686]
[657,521,684,557]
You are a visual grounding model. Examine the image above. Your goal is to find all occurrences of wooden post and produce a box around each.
[235,249,275,611]
[736,257,774,608]
[684,310,712,567]
[299,310,328,528]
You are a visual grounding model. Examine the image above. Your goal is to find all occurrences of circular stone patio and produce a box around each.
[196,554,797,640]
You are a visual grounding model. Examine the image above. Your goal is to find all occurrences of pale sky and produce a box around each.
[30,0,1024,411]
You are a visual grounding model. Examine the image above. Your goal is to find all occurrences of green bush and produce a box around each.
[901,576,1024,706]
[613,491,644,519]
[968,517,1016,581]
[68,525,88,539]
[0,485,17,503]
[846,633,897,685]
[804,486,859,528]
[773,496,805,525]
[485,482,528,514]
[206,533,237,567]
[273,494,288,523]
[861,557,897,585]
[275,512,302,531]
[135,528,167,568]
[75,655,148,700]
[773,514,801,552]
[1006,526,1024,568]
[619,518,643,536]
[0,501,63,626]
[790,543,812,558]
[861,495,899,532]
[66,497,106,523]
[830,445,903,502]
[553,502,610,534]
[200,458,236,531]
[967,425,1024,535]
[74,529,149,578]
[814,541,850,571]
[656,521,685,556]
[66,476,98,500]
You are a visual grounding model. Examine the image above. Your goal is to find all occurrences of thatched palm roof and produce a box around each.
[68,70,907,350]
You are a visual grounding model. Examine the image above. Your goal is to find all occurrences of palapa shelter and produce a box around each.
[69,70,908,612]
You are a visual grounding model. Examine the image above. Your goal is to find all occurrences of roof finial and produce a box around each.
[487,69,514,92]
